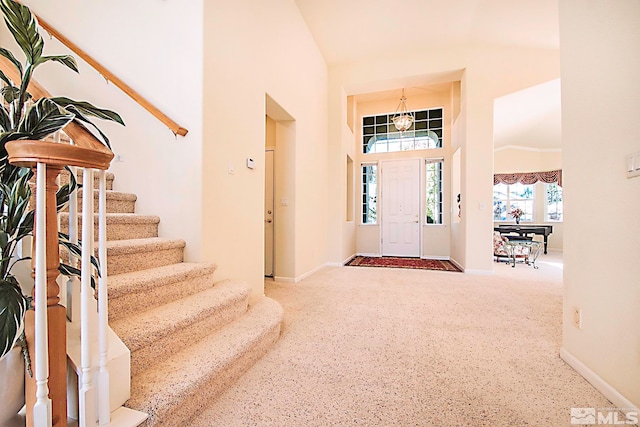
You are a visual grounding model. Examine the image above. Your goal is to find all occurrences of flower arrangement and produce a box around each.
[509,207,524,219]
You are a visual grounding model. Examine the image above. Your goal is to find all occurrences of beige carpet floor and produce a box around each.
[193,253,612,426]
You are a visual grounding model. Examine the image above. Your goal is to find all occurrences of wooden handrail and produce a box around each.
[33,10,188,137]
[0,56,114,168]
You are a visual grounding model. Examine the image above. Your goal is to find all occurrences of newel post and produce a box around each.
[7,138,113,427]
[25,164,68,427]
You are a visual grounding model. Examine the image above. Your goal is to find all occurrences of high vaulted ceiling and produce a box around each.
[294,0,561,150]
[293,0,559,65]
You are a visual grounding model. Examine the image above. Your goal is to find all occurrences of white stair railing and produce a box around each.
[66,165,81,323]
[65,166,113,426]
[11,132,143,426]
[5,102,143,426]
[97,170,111,425]
[79,167,96,427]
[34,161,53,426]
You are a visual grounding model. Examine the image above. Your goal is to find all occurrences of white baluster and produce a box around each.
[67,166,80,322]
[79,168,96,427]
[97,170,110,425]
[33,162,52,426]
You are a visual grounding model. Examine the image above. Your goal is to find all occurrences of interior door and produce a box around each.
[264,150,275,276]
[382,158,421,257]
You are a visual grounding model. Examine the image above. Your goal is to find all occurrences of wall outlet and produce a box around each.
[573,307,582,329]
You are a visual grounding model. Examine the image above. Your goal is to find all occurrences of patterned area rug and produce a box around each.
[345,256,462,272]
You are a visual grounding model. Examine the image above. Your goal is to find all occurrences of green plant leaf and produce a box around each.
[60,106,112,148]
[36,55,78,73]
[0,46,22,77]
[56,183,71,211]
[0,68,12,87]
[18,97,74,140]
[1,85,21,104]
[51,97,124,126]
[0,0,43,65]
[0,231,8,251]
[0,130,30,146]
[0,104,11,131]
[58,232,101,275]
[58,263,96,290]
[0,280,27,359]
[14,203,33,239]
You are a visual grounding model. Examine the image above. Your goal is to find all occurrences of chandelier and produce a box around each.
[392,88,414,132]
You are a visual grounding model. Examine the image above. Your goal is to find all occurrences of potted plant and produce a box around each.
[0,0,123,420]
[509,207,524,224]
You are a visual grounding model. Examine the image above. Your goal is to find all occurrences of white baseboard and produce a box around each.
[274,263,328,283]
[324,262,343,267]
[344,254,358,265]
[421,255,449,260]
[546,248,563,253]
[560,347,639,412]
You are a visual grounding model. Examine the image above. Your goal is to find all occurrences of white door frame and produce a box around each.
[380,158,422,257]
[264,149,275,276]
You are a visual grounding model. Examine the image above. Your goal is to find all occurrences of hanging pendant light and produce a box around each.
[392,88,414,132]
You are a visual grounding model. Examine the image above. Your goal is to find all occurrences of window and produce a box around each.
[493,183,535,221]
[361,164,377,224]
[362,108,443,153]
[545,183,563,221]
[425,159,443,224]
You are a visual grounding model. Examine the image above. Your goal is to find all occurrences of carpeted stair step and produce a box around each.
[59,213,160,241]
[72,188,137,213]
[108,263,217,322]
[125,297,283,427]
[59,169,115,191]
[104,237,186,275]
[111,280,251,377]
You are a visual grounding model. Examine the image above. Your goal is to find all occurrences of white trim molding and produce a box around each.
[355,253,380,258]
[494,144,561,153]
[275,262,329,283]
[560,347,639,413]
[421,255,449,261]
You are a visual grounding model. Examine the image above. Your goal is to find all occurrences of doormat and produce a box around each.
[345,256,462,272]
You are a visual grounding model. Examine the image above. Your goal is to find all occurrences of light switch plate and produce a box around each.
[626,152,640,178]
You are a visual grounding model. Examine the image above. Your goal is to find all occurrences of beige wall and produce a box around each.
[329,46,560,273]
[560,0,640,409]
[494,147,562,174]
[353,89,453,259]
[203,0,328,294]
[12,0,205,263]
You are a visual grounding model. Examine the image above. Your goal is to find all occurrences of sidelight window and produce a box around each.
[425,159,443,224]
[361,164,377,224]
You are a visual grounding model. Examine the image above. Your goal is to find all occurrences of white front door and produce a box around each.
[381,159,421,257]
[264,150,275,276]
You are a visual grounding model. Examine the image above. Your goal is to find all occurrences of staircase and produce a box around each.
[61,171,283,426]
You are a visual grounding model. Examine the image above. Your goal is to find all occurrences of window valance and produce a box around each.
[493,169,562,187]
